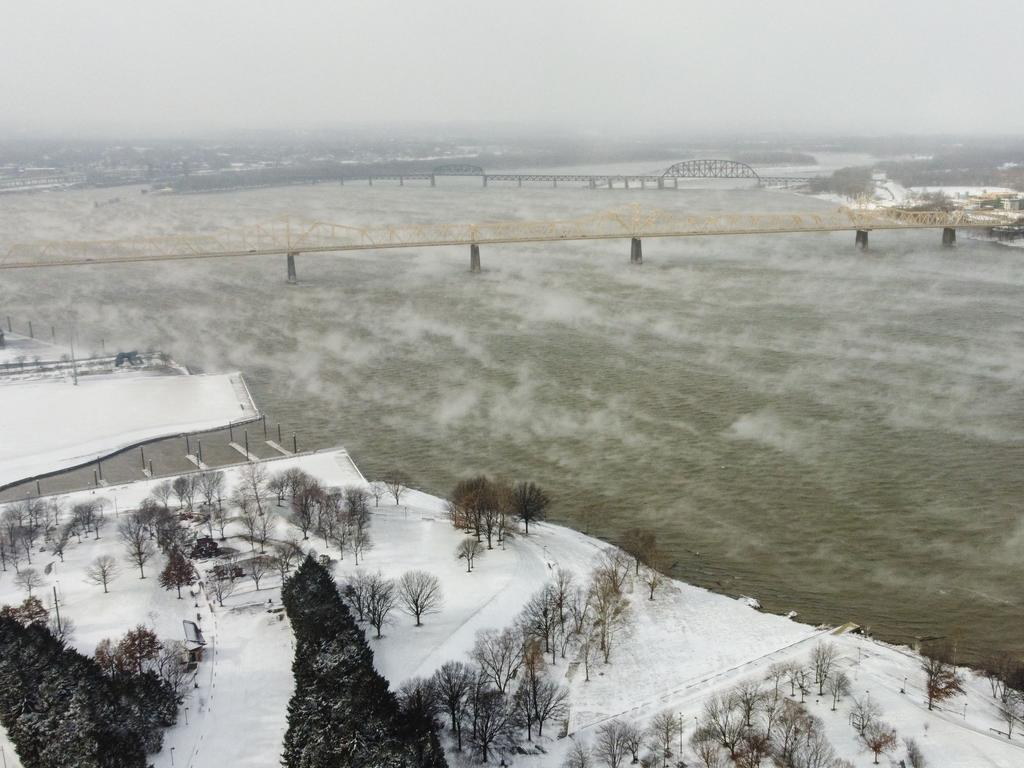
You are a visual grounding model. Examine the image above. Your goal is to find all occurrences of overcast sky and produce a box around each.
[3,0,1022,138]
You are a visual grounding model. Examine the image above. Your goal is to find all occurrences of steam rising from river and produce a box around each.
[2,179,1022,659]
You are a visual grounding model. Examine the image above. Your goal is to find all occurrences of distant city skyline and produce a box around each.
[3,0,1023,137]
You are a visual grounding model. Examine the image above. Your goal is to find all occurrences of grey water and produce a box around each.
[2,178,1022,662]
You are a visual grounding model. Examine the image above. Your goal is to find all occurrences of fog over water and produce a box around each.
[2,178,1022,661]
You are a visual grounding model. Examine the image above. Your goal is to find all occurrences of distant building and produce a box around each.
[1002,196,1023,211]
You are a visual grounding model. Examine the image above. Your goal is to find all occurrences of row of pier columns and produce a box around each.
[855,227,957,250]
[285,227,962,282]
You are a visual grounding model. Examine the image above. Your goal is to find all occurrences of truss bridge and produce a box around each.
[356,158,812,189]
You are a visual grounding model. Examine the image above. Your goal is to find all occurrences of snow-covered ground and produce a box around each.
[2,448,1022,767]
[0,371,258,488]
[0,331,70,366]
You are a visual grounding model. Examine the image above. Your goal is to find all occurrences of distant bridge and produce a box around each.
[356,159,813,189]
[1,204,1009,281]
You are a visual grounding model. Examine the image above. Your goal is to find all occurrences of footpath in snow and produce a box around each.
[0,371,258,488]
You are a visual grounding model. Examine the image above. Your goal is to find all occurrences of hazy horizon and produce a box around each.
[4,0,1023,138]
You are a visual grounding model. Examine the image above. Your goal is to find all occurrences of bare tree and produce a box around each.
[825,670,851,711]
[921,648,965,711]
[810,642,839,695]
[197,470,225,511]
[849,695,881,737]
[210,502,230,541]
[640,563,666,600]
[119,514,157,578]
[431,660,475,751]
[155,640,192,698]
[383,469,410,505]
[208,570,236,607]
[291,479,322,539]
[579,633,600,683]
[647,710,680,768]
[85,555,120,593]
[397,570,443,626]
[51,523,73,563]
[700,692,746,760]
[235,493,259,550]
[365,572,397,637]
[511,481,550,535]
[998,691,1024,739]
[594,547,631,593]
[468,686,514,764]
[690,727,725,768]
[239,462,269,514]
[595,720,631,768]
[350,511,372,565]
[152,480,174,509]
[369,481,386,507]
[254,508,276,554]
[620,527,657,575]
[270,540,303,583]
[765,662,792,697]
[14,567,43,596]
[473,627,525,694]
[172,475,196,511]
[732,680,763,728]
[248,555,269,591]
[862,721,898,765]
[905,737,928,768]
[589,574,629,664]
[344,571,374,621]
[456,537,483,572]
[620,720,643,765]
[563,739,593,768]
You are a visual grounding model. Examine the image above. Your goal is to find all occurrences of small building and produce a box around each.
[183,619,206,664]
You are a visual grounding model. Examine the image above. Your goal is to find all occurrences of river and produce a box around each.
[1,172,1021,662]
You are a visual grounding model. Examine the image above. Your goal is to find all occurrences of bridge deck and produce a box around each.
[0,205,1010,271]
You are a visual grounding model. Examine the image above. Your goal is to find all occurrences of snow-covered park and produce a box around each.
[2,445,1022,767]
[0,370,258,488]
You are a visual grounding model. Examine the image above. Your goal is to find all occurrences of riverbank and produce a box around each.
[0,440,1021,766]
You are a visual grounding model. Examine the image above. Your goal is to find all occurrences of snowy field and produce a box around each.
[0,371,258,487]
[1,448,1022,767]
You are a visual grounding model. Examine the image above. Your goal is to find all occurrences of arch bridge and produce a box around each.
[432,164,485,176]
[662,159,761,180]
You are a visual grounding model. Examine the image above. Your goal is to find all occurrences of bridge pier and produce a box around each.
[286,252,298,283]
[483,175,488,188]
[430,175,436,187]
[368,176,373,186]
[399,176,404,186]
[942,227,956,247]
[641,179,646,189]
[470,244,481,273]
[855,230,869,250]
[630,237,643,265]
[553,179,558,188]
[589,179,596,189]
[624,178,629,190]
[657,178,664,189]
[518,178,522,187]
[673,178,678,189]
